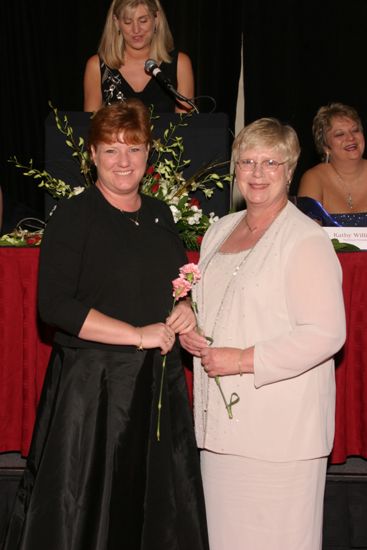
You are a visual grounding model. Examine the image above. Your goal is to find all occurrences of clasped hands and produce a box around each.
[180,330,254,377]
[138,300,197,355]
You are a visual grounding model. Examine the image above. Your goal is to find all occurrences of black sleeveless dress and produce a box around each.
[100,51,178,113]
[2,187,209,550]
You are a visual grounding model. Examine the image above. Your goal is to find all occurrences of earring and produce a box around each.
[324,151,330,163]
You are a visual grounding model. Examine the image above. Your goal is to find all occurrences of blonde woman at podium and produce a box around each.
[83,0,194,113]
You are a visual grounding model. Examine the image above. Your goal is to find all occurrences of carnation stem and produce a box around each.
[215,376,240,419]
[156,354,167,441]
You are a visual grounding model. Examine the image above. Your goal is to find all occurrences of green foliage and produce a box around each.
[331,238,360,252]
[7,103,231,250]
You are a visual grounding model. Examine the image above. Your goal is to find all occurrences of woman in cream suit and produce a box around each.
[180,118,346,550]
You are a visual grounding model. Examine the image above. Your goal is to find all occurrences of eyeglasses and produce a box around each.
[236,159,288,173]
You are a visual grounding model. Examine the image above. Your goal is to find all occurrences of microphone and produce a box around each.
[144,58,198,112]
[145,59,174,91]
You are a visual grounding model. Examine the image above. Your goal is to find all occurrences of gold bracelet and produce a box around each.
[237,349,244,376]
[136,329,144,351]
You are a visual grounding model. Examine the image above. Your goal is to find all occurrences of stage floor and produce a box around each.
[1,454,366,549]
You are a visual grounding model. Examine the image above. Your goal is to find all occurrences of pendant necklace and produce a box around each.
[330,164,354,210]
[244,216,257,232]
[120,208,140,226]
[244,201,288,233]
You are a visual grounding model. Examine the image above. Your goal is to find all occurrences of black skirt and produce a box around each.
[3,345,209,550]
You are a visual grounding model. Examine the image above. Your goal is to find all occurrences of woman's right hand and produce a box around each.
[139,323,176,355]
[179,330,209,357]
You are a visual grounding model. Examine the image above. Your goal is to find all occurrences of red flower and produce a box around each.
[196,235,203,245]
[190,197,200,208]
[26,235,42,245]
[146,165,155,175]
[151,183,160,193]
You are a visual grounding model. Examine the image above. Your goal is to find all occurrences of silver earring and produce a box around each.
[325,151,330,163]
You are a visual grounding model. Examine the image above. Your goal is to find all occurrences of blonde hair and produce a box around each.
[98,0,174,68]
[312,102,363,158]
[232,118,301,176]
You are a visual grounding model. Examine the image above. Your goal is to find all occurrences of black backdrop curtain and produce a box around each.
[1,0,366,228]
[242,0,367,192]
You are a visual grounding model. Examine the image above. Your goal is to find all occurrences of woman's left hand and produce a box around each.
[166,300,196,334]
[201,346,254,377]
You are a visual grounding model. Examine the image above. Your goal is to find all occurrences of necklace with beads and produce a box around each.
[198,213,283,424]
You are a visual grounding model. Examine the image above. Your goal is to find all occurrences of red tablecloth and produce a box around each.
[0,248,366,462]
[331,252,367,463]
[0,248,52,456]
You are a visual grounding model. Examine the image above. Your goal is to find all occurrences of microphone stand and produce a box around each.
[164,82,199,113]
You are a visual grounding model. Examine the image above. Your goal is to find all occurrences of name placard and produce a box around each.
[324,227,367,250]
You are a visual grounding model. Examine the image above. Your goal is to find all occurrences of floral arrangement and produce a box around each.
[141,115,230,249]
[1,104,231,250]
[0,227,43,247]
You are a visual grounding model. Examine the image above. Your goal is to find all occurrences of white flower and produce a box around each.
[187,205,203,225]
[70,186,85,196]
[170,205,182,222]
[209,212,219,224]
[169,195,180,206]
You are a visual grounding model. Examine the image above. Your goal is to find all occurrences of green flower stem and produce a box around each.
[156,297,178,441]
[215,376,240,419]
[156,354,167,442]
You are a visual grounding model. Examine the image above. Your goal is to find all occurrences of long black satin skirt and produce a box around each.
[3,345,209,550]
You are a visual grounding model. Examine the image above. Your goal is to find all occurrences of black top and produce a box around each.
[6,189,209,550]
[100,50,178,113]
[38,185,187,349]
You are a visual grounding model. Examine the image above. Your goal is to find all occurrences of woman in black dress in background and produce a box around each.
[3,98,209,550]
[83,0,194,113]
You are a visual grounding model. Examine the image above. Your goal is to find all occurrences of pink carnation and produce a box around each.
[179,263,201,285]
[172,277,192,299]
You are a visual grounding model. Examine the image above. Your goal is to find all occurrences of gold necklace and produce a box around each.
[330,164,354,210]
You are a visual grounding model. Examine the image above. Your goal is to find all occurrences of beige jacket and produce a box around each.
[194,202,346,461]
